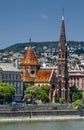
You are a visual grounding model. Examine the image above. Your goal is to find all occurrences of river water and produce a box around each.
[0,120,84,130]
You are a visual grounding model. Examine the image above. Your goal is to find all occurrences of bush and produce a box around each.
[55,97,59,103]
[59,98,65,104]
[72,92,82,102]
[73,99,83,109]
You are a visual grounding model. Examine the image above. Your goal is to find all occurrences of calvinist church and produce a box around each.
[20,13,69,103]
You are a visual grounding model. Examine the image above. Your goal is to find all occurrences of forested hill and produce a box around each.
[1,41,84,55]
[2,41,58,52]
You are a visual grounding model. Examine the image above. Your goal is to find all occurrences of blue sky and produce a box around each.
[0,0,84,49]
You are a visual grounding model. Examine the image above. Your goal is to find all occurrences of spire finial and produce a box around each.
[62,8,64,20]
[29,37,32,48]
[29,37,31,43]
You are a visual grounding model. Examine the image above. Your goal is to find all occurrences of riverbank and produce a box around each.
[0,115,84,123]
[0,104,84,122]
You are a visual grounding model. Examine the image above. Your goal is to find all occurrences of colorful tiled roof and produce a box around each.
[21,69,52,82]
[20,47,40,66]
[35,69,52,82]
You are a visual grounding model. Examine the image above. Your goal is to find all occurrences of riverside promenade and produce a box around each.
[0,104,84,122]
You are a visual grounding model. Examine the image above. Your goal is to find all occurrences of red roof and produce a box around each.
[35,69,52,82]
[20,47,40,66]
[21,69,52,82]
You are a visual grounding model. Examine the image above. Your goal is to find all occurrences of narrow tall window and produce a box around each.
[59,65,61,75]
[62,54,65,58]
[59,54,61,58]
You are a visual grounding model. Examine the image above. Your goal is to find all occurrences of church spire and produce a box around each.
[59,10,66,50]
[57,11,69,101]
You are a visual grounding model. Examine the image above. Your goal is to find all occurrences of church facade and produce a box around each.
[20,13,69,103]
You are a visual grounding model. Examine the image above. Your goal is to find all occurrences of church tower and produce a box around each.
[57,12,69,101]
[20,38,40,85]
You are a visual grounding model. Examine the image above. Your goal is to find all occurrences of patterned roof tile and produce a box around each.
[21,69,52,82]
[35,69,52,82]
[20,47,40,66]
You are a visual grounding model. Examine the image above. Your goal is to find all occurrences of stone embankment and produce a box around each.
[0,104,84,122]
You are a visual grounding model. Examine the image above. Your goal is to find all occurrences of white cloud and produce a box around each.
[41,14,48,20]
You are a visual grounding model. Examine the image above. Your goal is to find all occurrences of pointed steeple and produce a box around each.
[59,10,66,51]
[20,47,40,66]
[57,10,69,101]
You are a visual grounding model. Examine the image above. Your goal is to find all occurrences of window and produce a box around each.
[59,65,61,75]
[59,54,61,58]
[6,74,8,79]
[2,74,4,79]
[62,54,65,58]
[9,74,11,79]
[16,74,19,79]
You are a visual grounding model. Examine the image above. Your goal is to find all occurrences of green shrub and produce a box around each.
[73,99,83,109]
[59,98,65,104]
[72,92,82,102]
[55,97,59,103]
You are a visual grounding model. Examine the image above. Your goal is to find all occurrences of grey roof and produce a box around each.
[0,63,20,72]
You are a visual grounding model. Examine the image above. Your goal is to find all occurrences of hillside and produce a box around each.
[1,41,58,52]
[1,41,84,55]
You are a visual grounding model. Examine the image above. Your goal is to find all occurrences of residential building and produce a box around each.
[0,63,23,101]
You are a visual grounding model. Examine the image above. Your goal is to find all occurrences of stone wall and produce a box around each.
[0,110,83,118]
[0,104,84,118]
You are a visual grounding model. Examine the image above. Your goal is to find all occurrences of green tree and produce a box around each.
[69,85,78,102]
[0,83,15,104]
[70,85,82,102]
[70,85,78,93]
[41,85,50,95]
[72,92,82,102]
[25,86,41,103]
[23,83,33,92]
[40,85,50,103]
[41,90,50,103]
[24,84,50,104]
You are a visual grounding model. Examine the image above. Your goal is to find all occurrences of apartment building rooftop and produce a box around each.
[0,63,20,72]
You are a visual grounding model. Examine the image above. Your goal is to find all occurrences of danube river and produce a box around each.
[0,120,84,130]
